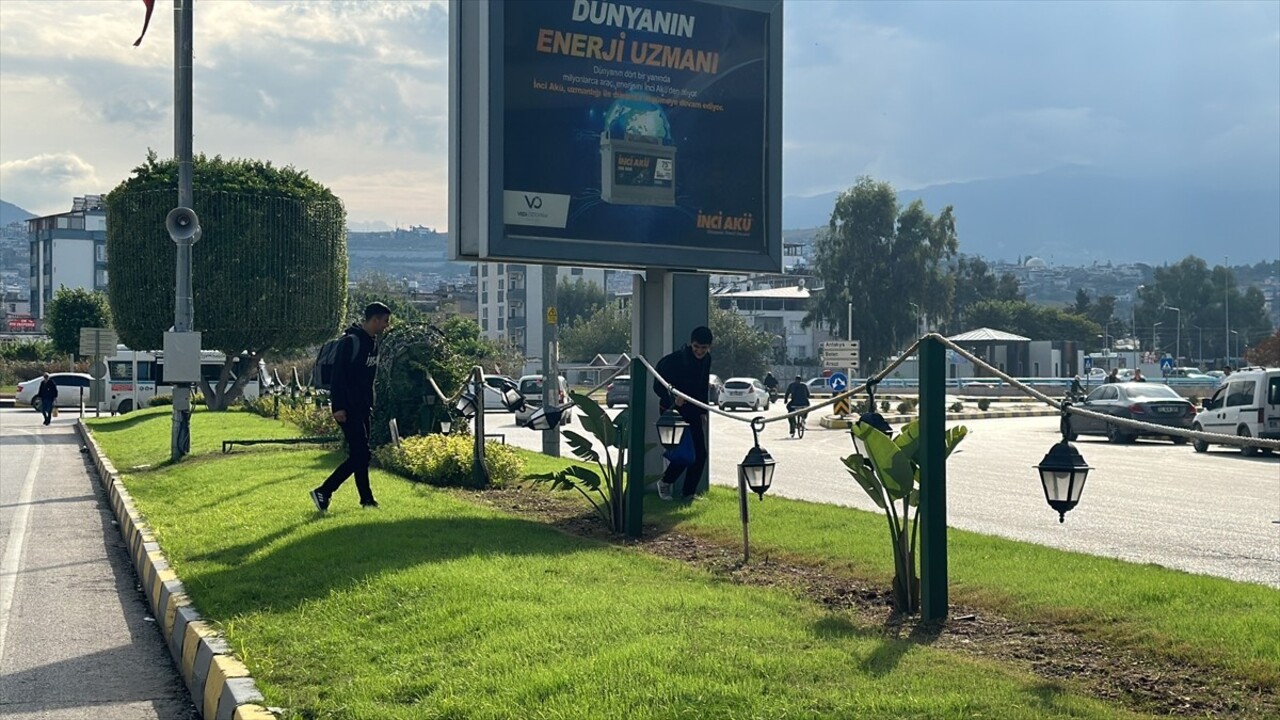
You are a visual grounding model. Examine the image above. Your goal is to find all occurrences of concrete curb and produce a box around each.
[77,420,275,720]
[819,408,1060,429]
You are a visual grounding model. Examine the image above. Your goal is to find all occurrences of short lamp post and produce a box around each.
[736,417,776,562]
[455,390,479,420]
[523,402,570,431]
[1035,407,1093,522]
[497,378,527,413]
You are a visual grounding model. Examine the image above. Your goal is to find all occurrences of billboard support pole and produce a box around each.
[542,264,560,457]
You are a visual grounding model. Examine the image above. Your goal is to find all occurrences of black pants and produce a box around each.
[787,405,809,434]
[318,411,375,504]
[40,398,54,424]
[661,410,707,498]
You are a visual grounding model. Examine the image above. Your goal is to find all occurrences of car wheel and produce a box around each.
[31,398,40,411]
[1191,424,1208,453]
[1106,423,1124,444]
[117,399,134,415]
[1238,426,1257,457]
[1171,435,1187,445]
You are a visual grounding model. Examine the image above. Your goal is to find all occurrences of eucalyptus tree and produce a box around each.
[806,177,957,368]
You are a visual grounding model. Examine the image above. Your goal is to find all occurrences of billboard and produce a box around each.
[451,0,783,272]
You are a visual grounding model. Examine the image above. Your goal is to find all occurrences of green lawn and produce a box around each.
[88,411,1147,719]
[87,406,306,470]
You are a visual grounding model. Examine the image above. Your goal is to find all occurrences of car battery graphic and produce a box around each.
[599,98,676,206]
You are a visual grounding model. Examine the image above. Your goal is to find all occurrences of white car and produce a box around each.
[720,377,771,411]
[481,375,517,411]
[1191,366,1280,456]
[15,372,93,410]
[514,374,573,425]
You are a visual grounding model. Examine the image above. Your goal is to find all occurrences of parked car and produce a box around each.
[719,377,770,411]
[1066,382,1196,444]
[1191,366,1280,456]
[15,372,93,410]
[515,374,572,425]
[708,374,724,406]
[806,377,832,398]
[605,375,630,408]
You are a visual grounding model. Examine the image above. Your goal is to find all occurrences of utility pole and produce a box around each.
[1224,255,1230,367]
[542,265,559,457]
[169,0,197,462]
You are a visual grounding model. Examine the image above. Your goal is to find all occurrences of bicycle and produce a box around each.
[788,406,808,438]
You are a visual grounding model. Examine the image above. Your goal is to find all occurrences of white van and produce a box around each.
[1191,366,1280,456]
[105,346,268,414]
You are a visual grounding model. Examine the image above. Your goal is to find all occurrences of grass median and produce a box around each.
[85,408,1153,719]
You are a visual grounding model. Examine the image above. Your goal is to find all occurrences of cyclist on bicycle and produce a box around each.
[762,371,779,402]
[784,374,811,437]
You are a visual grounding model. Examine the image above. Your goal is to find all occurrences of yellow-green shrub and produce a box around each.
[375,434,524,489]
[279,401,338,436]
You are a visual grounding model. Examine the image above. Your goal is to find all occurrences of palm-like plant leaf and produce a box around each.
[851,422,914,500]
[842,453,887,509]
[561,430,600,463]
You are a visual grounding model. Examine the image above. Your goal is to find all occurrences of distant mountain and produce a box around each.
[783,167,1280,265]
[0,199,35,226]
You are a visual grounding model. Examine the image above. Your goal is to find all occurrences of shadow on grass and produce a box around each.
[186,516,583,615]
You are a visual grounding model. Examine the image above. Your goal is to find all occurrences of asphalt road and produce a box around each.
[0,407,197,719]
[495,406,1280,588]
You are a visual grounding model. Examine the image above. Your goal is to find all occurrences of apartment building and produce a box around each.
[477,262,608,365]
[27,195,108,321]
[712,282,822,363]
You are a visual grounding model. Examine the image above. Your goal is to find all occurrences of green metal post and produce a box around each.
[626,357,648,538]
[919,335,948,622]
[471,367,490,488]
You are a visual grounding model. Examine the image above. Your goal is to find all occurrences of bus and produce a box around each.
[104,345,271,413]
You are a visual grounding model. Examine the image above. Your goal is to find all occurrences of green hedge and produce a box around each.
[375,434,524,489]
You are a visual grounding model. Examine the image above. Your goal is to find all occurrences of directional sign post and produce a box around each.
[1160,357,1174,375]
[822,340,860,371]
[829,372,850,416]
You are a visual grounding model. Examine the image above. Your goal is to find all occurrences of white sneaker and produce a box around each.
[657,481,674,501]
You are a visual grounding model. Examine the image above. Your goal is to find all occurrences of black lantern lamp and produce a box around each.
[738,417,776,499]
[524,402,570,431]
[1035,407,1092,522]
[655,408,689,449]
[455,390,479,419]
[439,413,453,435]
[498,378,527,413]
[851,380,893,462]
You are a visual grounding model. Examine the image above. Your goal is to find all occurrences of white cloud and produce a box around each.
[0,153,103,214]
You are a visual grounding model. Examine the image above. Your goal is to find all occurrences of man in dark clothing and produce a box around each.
[783,375,811,437]
[762,371,779,400]
[37,373,58,425]
[652,326,713,501]
[311,302,392,512]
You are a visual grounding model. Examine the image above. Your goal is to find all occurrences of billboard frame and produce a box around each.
[450,0,783,273]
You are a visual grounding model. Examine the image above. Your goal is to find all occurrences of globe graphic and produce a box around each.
[602,99,672,145]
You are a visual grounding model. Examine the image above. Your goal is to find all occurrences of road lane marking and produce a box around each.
[0,428,42,661]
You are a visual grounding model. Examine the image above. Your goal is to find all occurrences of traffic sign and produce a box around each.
[822,341,860,350]
[89,360,108,380]
[823,358,860,369]
[1083,356,1093,371]
[828,372,848,392]
[1160,357,1174,372]
[78,327,117,357]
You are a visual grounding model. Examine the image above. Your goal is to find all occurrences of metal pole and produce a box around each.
[737,473,750,563]
[471,366,490,487]
[919,335,948,622]
[626,357,647,538]
[1224,256,1229,366]
[171,0,194,462]
[541,264,560,457]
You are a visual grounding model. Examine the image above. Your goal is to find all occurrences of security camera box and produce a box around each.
[163,331,203,384]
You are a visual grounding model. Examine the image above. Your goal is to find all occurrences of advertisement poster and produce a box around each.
[502,0,770,255]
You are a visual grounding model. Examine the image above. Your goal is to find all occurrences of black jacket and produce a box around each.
[653,344,711,416]
[38,378,58,400]
[329,323,378,415]
[784,380,810,407]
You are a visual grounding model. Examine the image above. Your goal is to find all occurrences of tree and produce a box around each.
[1135,256,1272,362]
[1072,288,1092,316]
[106,152,347,409]
[807,177,957,368]
[1245,330,1280,366]
[708,305,774,378]
[348,272,426,325]
[44,287,112,357]
[946,257,1023,333]
[560,303,630,361]
[557,276,607,327]
[965,300,1100,343]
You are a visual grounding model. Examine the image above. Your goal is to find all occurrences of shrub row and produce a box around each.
[374,434,524,489]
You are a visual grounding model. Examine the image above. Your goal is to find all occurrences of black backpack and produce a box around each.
[312,335,360,390]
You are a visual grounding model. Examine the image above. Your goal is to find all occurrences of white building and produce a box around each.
[26,195,108,321]
[712,284,819,362]
[477,262,608,368]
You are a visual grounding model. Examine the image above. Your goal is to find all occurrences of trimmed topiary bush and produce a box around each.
[375,434,524,489]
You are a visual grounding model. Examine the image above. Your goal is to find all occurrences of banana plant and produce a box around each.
[844,419,968,614]
[529,390,649,533]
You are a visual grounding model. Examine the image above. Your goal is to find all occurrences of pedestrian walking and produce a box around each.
[310,302,392,512]
[1132,368,1147,382]
[652,326,713,501]
[37,373,58,425]
[1105,368,1120,384]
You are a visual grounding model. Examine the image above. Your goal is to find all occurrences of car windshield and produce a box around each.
[1124,385,1181,400]
[612,378,630,386]
[725,381,752,390]
[520,379,543,394]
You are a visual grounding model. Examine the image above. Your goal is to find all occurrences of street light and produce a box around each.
[523,402,571,431]
[736,417,776,563]
[655,409,689,449]
[1190,325,1203,367]
[1035,407,1093,523]
[1166,306,1181,364]
[1230,330,1239,364]
[1152,321,1162,356]
[909,302,920,338]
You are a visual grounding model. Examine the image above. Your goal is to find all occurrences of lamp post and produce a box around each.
[1191,324,1203,367]
[909,302,920,338]
[1035,404,1093,522]
[736,417,776,562]
[1152,321,1162,356]
[1166,306,1181,364]
[1230,329,1239,365]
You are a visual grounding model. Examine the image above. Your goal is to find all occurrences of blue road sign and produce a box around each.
[1160,357,1174,372]
[828,372,848,392]
[1083,357,1093,371]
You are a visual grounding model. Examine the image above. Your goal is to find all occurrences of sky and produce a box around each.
[0,0,1276,231]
